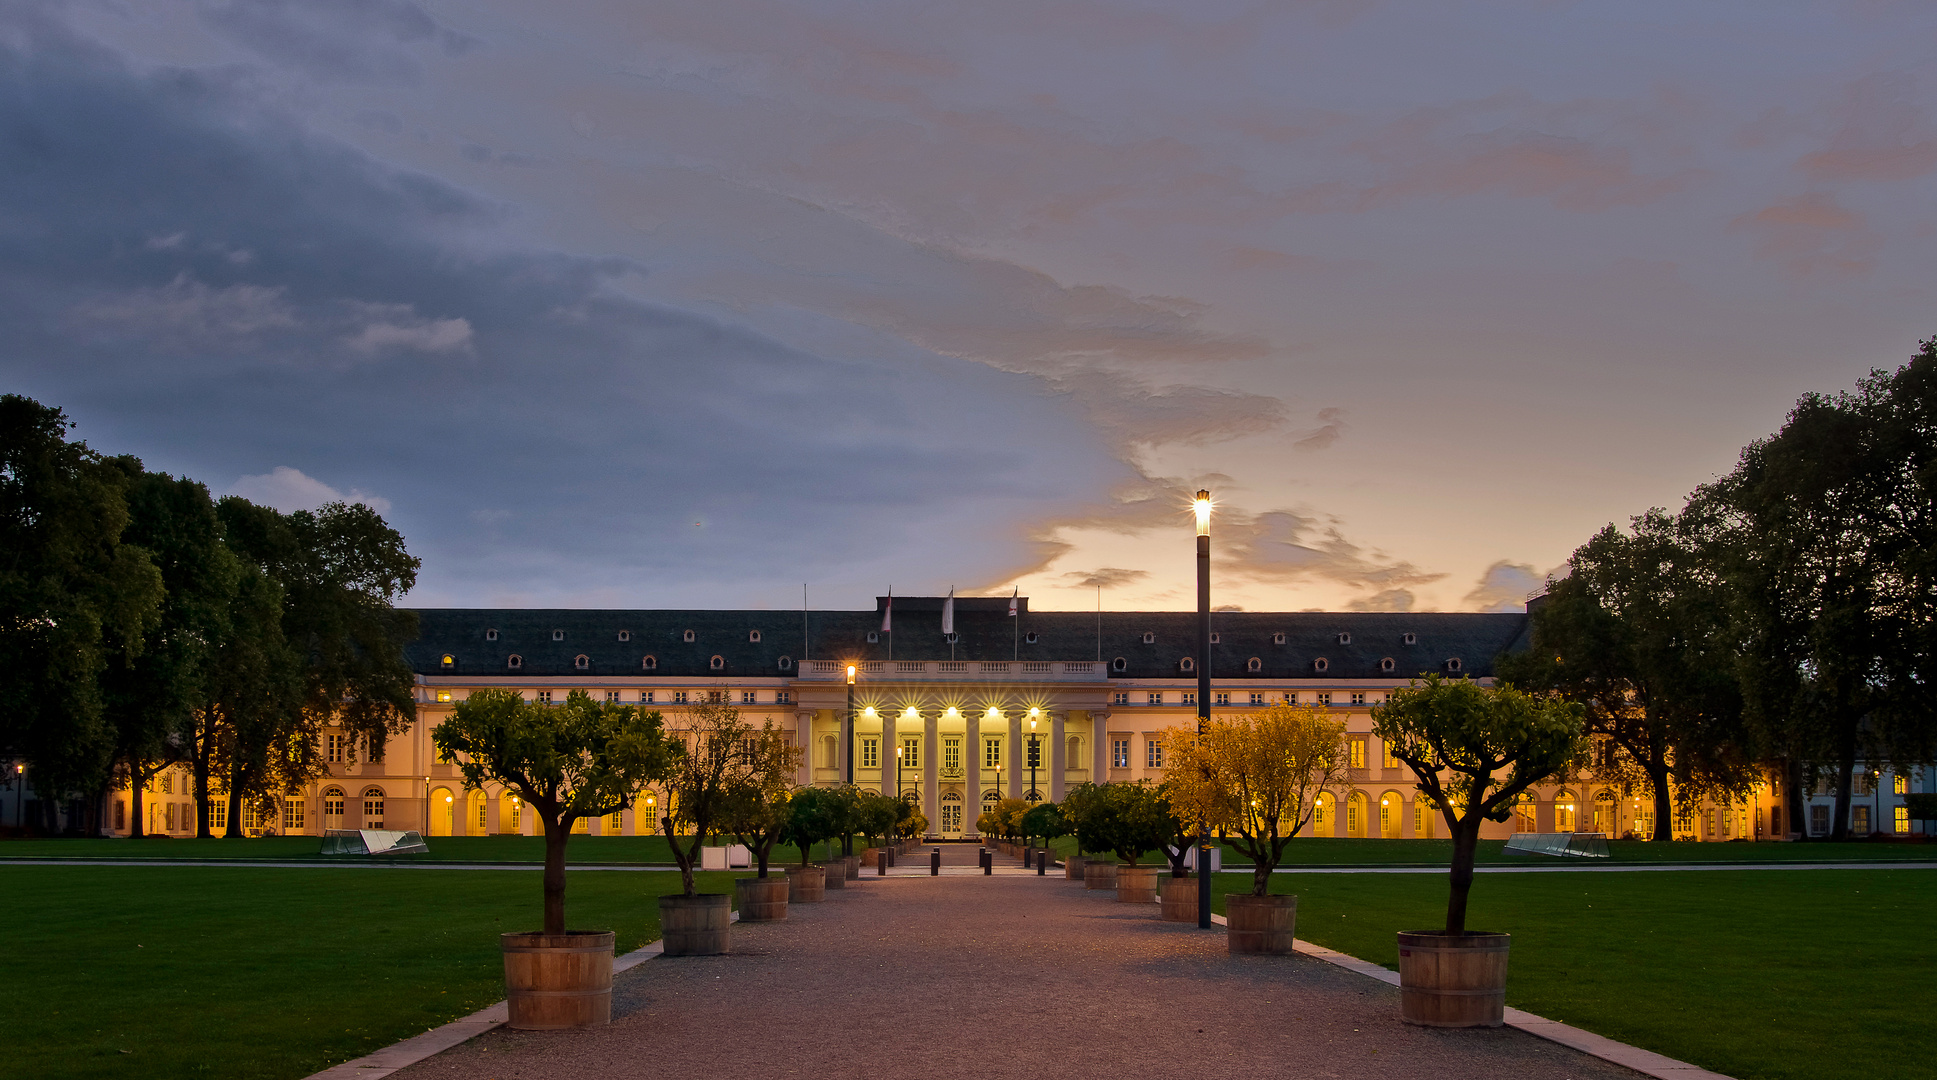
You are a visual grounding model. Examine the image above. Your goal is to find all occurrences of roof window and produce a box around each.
[485,628,498,641]
[642,655,657,670]
[1246,657,1262,672]
[777,656,793,670]
[1272,632,1286,645]
[1337,632,1352,645]
[618,630,631,642]
[1313,657,1330,673]
[683,630,696,643]
[1111,656,1127,672]
[1179,657,1196,673]
[867,631,880,643]
[1446,657,1462,672]
[1025,632,1039,644]
[551,629,564,641]
[1403,632,1417,646]
[748,630,761,643]
[1141,632,1155,644]
[1209,632,1222,644]
[440,654,455,669]
[1380,657,1396,672]
[709,655,725,671]
[507,654,523,670]
[574,654,590,670]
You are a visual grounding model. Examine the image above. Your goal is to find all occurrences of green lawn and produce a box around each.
[1043,834,1936,867]
[0,835,865,866]
[1205,867,1936,1080]
[6,865,743,1080]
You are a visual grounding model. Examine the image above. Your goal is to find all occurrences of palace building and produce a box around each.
[25,595,1926,843]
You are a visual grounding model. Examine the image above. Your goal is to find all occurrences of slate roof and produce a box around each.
[405,598,1529,681]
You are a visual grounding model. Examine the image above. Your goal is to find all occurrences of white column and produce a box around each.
[1050,711,1067,801]
[797,712,815,787]
[923,711,939,835]
[1007,713,1022,799]
[881,709,898,796]
[965,709,981,835]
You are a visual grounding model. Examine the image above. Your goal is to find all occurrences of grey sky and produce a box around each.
[6,1,1934,612]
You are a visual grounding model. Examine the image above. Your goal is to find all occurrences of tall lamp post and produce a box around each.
[896,745,904,801]
[1027,711,1040,803]
[845,665,857,786]
[1195,489,1213,930]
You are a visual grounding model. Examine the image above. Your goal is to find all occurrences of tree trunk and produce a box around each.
[1831,727,1858,841]
[1646,756,1674,842]
[542,818,569,935]
[129,767,145,838]
[191,725,214,838]
[1784,758,1805,840]
[223,761,244,839]
[663,816,696,896]
[1445,819,1481,934]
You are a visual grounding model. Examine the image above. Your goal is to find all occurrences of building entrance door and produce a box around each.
[940,791,964,838]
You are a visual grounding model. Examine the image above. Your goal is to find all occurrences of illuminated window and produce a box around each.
[901,738,920,769]
[984,738,1002,768]
[1382,742,1399,769]
[440,654,454,669]
[608,809,625,834]
[1554,791,1576,832]
[1893,773,1908,795]
[363,788,385,829]
[1349,739,1365,770]
[943,738,962,774]
[1515,793,1537,833]
[210,801,227,831]
[282,797,305,833]
[862,738,879,769]
[1146,740,1164,769]
[1111,739,1129,768]
[1313,794,1330,834]
[1414,798,1433,838]
[436,690,452,703]
[1896,806,1911,834]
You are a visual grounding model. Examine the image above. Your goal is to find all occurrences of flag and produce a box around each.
[881,589,892,634]
[1008,586,1018,617]
[941,588,954,636]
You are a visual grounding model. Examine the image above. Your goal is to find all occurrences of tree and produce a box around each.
[1374,676,1583,934]
[1071,782,1169,867]
[435,689,671,934]
[1020,800,1067,850]
[717,720,802,877]
[850,788,899,850]
[783,785,846,866]
[0,396,162,824]
[1691,344,1937,840]
[1161,704,1348,894]
[654,698,751,896]
[1501,511,1753,841]
[1058,782,1103,856]
[988,797,1030,845]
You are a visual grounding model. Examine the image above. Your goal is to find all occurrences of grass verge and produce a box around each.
[1205,867,1936,1080]
[1041,834,1936,867]
[8,865,745,1080]
[0,835,874,866]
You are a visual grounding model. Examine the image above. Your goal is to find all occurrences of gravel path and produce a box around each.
[395,871,1645,1080]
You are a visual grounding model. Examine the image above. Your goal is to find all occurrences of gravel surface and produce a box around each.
[396,869,1644,1080]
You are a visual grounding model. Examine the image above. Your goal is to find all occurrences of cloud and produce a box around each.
[344,305,473,353]
[1292,407,1345,451]
[230,466,392,514]
[75,272,299,342]
[1796,74,1937,183]
[1061,567,1149,589]
[1727,192,1877,276]
[199,0,476,86]
[1348,588,1414,612]
[1462,561,1548,613]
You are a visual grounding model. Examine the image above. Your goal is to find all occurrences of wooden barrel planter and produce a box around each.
[1160,876,1198,922]
[656,894,730,956]
[824,860,847,890]
[843,854,861,880]
[1226,894,1297,955]
[733,876,789,922]
[786,865,826,903]
[501,930,614,1030]
[861,847,878,866]
[1397,931,1510,1028]
[1082,862,1119,891]
[1116,865,1161,904]
[1065,855,1087,880]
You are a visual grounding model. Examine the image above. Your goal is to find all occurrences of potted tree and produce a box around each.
[854,788,898,869]
[1021,800,1066,873]
[1058,782,1102,880]
[1073,782,1167,895]
[1153,780,1212,922]
[654,696,753,955]
[1162,704,1347,952]
[433,688,671,1029]
[1374,675,1583,1027]
[781,785,844,901]
[719,719,801,920]
[992,797,1029,857]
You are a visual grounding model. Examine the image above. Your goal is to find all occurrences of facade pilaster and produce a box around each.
[882,709,898,796]
[965,709,981,835]
[923,710,939,835]
[1007,712,1022,800]
[1050,710,1067,801]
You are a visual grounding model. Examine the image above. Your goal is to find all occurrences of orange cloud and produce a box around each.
[1727,192,1878,276]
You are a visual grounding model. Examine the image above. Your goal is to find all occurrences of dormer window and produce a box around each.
[1446,657,1463,672]
[1313,657,1330,673]
[1272,632,1286,645]
[945,633,958,643]
[1380,657,1396,673]
[485,628,499,641]
[1246,657,1261,672]
[1111,657,1128,672]
[867,631,880,643]
[1337,632,1351,645]
[748,630,762,643]
[574,654,590,670]
[507,654,523,670]
[1141,632,1155,644]
[440,654,455,669]
[683,630,696,643]
[1403,633,1417,646]
[618,630,631,642]
[1179,657,1196,673]
[552,630,565,642]
[1209,632,1221,644]
[1024,632,1039,644]
[642,655,657,670]
[777,656,793,670]
[709,654,725,671]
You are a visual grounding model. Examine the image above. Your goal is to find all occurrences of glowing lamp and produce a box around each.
[1193,489,1212,536]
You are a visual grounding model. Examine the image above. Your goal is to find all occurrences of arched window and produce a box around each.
[1554,790,1577,832]
[430,786,454,837]
[362,787,386,829]
[618,630,631,642]
[1179,657,1195,673]
[709,655,725,671]
[469,789,488,834]
[1446,657,1463,673]
[1515,791,1538,832]
[1313,657,1330,673]
[748,630,762,643]
[1066,735,1081,767]
[485,628,499,641]
[500,791,523,834]
[1380,657,1396,673]
[322,787,346,830]
[1593,791,1616,834]
[1337,632,1352,645]
[777,656,792,670]
[683,629,696,643]
[1111,657,1127,672]
[1346,791,1367,837]
[820,734,837,769]
[574,654,590,670]
[1311,792,1331,836]
[940,790,964,834]
[642,655,657,670]
[552,629,565,641]
[1414,794,1436,839]
[507,654,523,669]
[1379,791,1404,838]
[440,653,455,668]
[1246,656,1262,672]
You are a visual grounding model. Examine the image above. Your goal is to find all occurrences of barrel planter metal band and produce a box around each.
[1116,865,1161,904]
[733,876,789,921]
[501,930,615,1029]
[657,894,731,956]
[1160,875,1198,922]
[1082,861,1119,891]
[1396,930,1510,1028]
[785,864,826,903]
[1225,894,1298,955]
[1064,855,1087,881]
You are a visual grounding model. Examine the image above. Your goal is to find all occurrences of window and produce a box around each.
[1414,797,1434,838]
[608,809,624,834]
[1349,738,1365,769]
[943,738,962,774]
[1853,806,1871,834]
[901,738,921,769]
[1554,792,1576,832]
[574,654,590,670]
[862,738,879,769]
[1113,692,1130,705]
[473,794,487,832]
[1383,741,1399,769]
[1346,795,1361,836]
[642,691,655,704]
[1141,632,1155,644]
[1317,692,1332,706]
[1181,691,1196,706]
[1248,692,1264,706]
[1284,692,1298,705]
[1515,793,1537,833]
[440,654,454,669]
[777,657,793,671]
[1402,632,1416,645]
[485,628,498,641]
[1146,740,1164,769]
[671,691,688,704]
[327,734,346,763]
[742,691,757,704]
[1215,692,1230,706]
[283,797,305,833]
[1313,657,1330,673]
[1112,738,1130,768]
[748,630,762,643]
[1313,794,1329,834]
[1337,632,1352,645]
[1246,656,1261,672]
[1179,657,1196,673]
[368,733,385,762]
[1112,657,1127,671]
[164,802,175,831]
[1896,805,1911,834]
[1350,692,1366,706]
[776,691,792,704]
[984,738,1002,768]
[242,801,266,833]
[503,793,522,832]
[1380,657,1396,672]
[1894,773,1909,795]
[605,690,620,703]
[210,801,227,831]
[537,690,553,705]
[683,630,696,642]
[618,630,631,642]
[1811,803,1830,835]
[1446,657,1462,672]
[642,655,657,670]
[867,631,880,643]
[552,630,565,641]
[1147,692,1163,705]
[323,789,345,828]
[1209,632,1221,644]
[1853,770,1872,796]
[363,788,385,828]
[507,654,523,669]
[1025,632,1039,644]
[436,690,452,703]
[709,655,725,670]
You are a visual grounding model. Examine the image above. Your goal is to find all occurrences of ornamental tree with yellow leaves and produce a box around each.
[1161,703,1350,896]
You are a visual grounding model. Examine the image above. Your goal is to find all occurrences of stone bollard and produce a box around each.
[930,848,940,876]
[877,850,889,876]
[982,849,992,875]
[1037,849,1047,875]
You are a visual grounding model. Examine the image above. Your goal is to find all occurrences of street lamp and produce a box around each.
[896,745,904,801]
[1028,713,1040,803]
[845,664,857,786]
[646,793,658,834]
[1194,487,1213,929]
